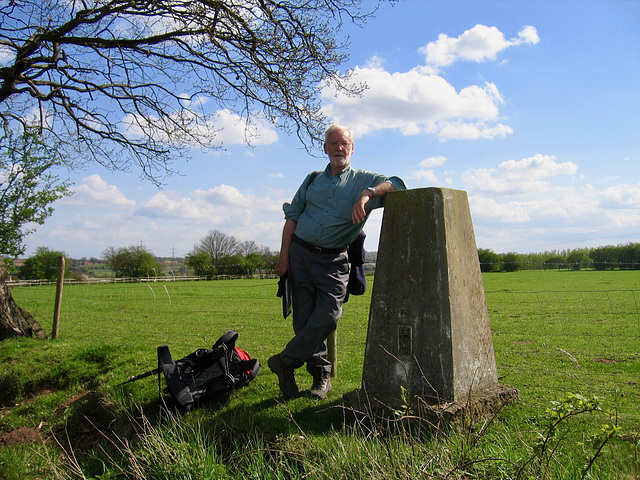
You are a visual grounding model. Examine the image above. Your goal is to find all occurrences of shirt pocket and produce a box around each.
[333,187,359,221]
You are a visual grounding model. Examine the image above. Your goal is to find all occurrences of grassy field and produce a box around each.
[1,270,639,479]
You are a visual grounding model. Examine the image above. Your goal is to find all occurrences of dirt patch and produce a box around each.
[0,425,43,446]
[593,358,624,364]
[50,390,118,452]
[1,389,116,450]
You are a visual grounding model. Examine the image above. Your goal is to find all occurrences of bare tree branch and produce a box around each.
[0,0,378,184]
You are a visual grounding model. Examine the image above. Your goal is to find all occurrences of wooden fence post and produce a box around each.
[327,330,337,378]
[52,256,65,340]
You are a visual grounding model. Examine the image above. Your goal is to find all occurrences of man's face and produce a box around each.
[324,128,354,173]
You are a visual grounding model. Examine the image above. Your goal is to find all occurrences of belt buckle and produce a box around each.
[312,245,323,254]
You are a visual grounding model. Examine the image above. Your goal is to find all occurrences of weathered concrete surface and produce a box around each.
[346,187,516,412]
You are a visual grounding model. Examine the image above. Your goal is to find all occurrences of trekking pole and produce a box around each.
[117,367,161,386]
[327,330,337,378]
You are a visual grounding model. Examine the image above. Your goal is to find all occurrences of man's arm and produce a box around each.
[276,219,297,276]
[351,181,396,224]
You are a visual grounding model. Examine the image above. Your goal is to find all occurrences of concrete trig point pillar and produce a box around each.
[346,187,518,420]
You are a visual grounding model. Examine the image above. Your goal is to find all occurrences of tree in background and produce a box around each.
[18,247,69,281]
[0,131,71,261]
[478,248,501,273]
[567,248,591,271]
[0,0,378,184]
[618,243,640,270]
[103,245,164,279]
[590,246,617,271]
[543,256,566,270]
[244,252,266,276]
[238,241,260,257]
[217,254,246,276]
[184,250,216,279]
[259,247,279,274]
[196,230,240,270]
[501,252,521,272]
[187,230,274,277]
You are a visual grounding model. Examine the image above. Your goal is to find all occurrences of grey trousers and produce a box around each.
[280,241,350,375]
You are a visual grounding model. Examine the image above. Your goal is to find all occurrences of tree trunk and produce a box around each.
[0,263,47,340]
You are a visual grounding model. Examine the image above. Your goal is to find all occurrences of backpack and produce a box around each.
[121,330,260,410]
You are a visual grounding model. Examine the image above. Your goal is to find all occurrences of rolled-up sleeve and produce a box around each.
[283,200,302,222]
[365,175,407,211]
[385,176,407,192]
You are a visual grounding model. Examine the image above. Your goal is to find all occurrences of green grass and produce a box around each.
[1,270,639,479]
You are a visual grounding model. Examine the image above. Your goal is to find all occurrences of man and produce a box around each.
[269,124,406,399]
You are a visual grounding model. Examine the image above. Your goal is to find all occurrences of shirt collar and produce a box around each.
[325,163,352,177]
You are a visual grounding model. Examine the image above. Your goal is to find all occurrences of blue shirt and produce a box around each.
[283,164,406,249]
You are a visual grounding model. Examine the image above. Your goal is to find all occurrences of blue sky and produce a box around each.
[23,0,640,260]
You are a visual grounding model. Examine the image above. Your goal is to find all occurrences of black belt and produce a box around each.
[292,234,347,255]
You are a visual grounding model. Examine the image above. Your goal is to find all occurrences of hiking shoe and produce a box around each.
[309,371,332,399]
[268,354,299,399]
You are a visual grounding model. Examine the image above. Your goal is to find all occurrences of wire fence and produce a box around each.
[8,279,640,430]
[481,261,640,271]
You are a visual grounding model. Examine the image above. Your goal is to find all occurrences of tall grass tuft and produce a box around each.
[41,391,632,480]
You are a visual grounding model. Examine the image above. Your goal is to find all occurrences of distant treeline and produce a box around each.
[12,241,640,281]
[477,243,640,272]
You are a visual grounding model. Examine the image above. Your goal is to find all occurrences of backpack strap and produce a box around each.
[229,357,261,382]
[158,345,194,409]
[305,171,321,194]
[212,329,239,350]
[245,358,260,381]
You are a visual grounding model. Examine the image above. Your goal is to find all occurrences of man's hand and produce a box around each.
[352,190,371,224]
[276,254,289,277]
[276,219,297,276]
[352,181,397,224]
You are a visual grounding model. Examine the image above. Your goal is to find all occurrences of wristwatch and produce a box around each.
[367,186,376,198]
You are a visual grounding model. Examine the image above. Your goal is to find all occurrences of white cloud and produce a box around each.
[134,185,284,226]
[210,109,279,146]
[407,156,446,182]
[518,25,541,45]
[599,184,640,208]
[321,25,541,141]
[322,65,509,141]
[135,190,214,220]
[463,156,628,251]
[419,24,540,69]
[469,195,531,222]
[462,154,578,195]
[469,185,602,228]
[67,174,136,207]
[407,169,439,183]
[196,184,251,206]
[322,25,539,142]
[498,154,578,180]
[420,156,447,168]
[438,121,513,141]
[191,184,281,213]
